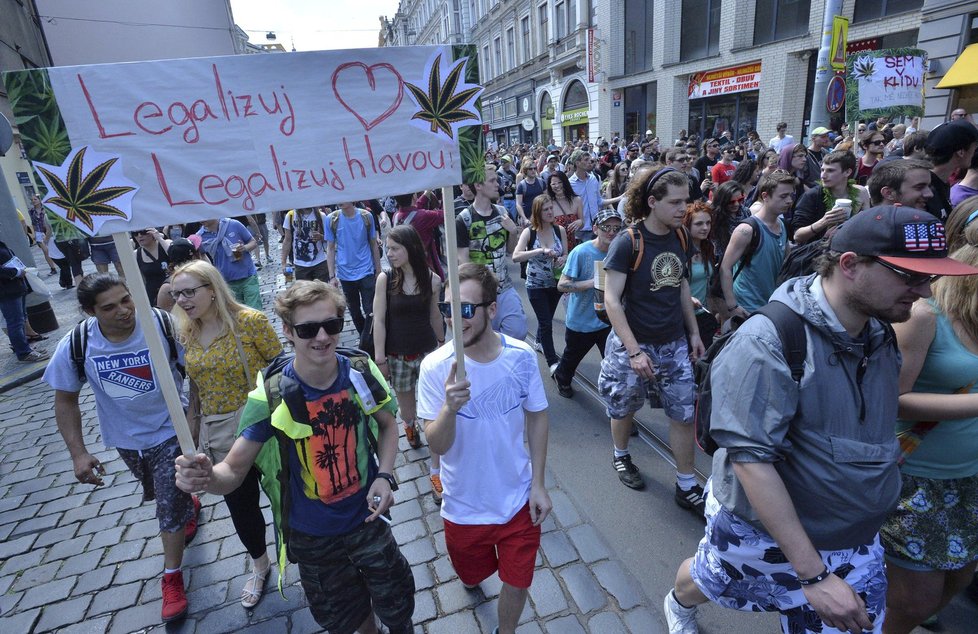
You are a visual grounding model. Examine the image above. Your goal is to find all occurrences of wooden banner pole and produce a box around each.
[440,186,465,381]
[112,232,196,456]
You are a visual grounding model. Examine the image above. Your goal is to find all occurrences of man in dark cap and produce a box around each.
[924,119,978,221]
[664,206,978,634]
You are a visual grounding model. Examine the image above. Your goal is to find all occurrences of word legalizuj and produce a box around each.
[78,64,458,212]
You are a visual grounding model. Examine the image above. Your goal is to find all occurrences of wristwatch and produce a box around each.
[376,472,399,491]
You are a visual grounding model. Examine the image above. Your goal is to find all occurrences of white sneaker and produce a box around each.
[663,590,699,634]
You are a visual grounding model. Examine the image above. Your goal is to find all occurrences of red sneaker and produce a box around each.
[404,421,423,449]
[184,495,201,545]
[161,571,188,622]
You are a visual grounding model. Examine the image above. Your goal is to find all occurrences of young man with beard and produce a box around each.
[791,151,871,245]
[568,149,622,242]
[598,168,705,510]
[722,172,795,319]
[867,159,935,210]
[457,165,528,340]
[417,263,551,634]
[176,281,414,634]
[551,208,622,398]
[664,206,978,634]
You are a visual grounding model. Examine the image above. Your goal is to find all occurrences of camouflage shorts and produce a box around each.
[597,332,695,422]
[116,435,194,533]
[290,519,415,634]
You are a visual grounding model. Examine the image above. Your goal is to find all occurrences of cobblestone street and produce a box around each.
[0,240,663,633]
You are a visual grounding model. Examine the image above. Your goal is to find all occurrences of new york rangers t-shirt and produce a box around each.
[43,318,185,451]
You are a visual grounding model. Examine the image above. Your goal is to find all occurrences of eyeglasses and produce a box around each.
[169,283,210,300]
[873,258,941,287]
[597,223,623,233]
[437,301,492,319]
[868,139,885,146]
[673,157,689,163]
[290,317,345,339]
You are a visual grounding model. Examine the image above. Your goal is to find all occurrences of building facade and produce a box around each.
[919,1,978,128]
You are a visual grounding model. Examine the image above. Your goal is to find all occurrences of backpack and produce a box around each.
[775,226,840,286]
[693,301,807,456]
[70,307,183,383]
[327,208,373,237]
[594,224,691,324]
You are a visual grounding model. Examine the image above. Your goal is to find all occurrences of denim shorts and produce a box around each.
[90,242,120,265]
[117,435,194,533]
[690,485,887,633]
[597,332,695,421]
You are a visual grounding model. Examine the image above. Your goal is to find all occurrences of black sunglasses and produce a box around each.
[437,301,492,319]
[290,317,345,339]
[873,258,941,287]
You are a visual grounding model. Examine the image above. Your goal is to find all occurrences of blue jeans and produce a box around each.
[340,274,377,334]
[0,295,30,358]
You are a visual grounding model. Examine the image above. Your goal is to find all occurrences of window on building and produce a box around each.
[568,0,577,34]
[853,0,923,23]
[969,12,978,45]
[482,44,492,79]
[754,0,810,45]
[494,37,503,76]
[624,0,654,73]
[505,98,518,118]
[555,0,567,39]
[564,80,589,109]
[454,0,463,33]
[506,28,516,69]
[680,0,721,61]
[539,3,549,53]
[521,16,531,62]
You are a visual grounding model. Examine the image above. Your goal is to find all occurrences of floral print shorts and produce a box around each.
[880,471,978,571]
[690,484,887,634]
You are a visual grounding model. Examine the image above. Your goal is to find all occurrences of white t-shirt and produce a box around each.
[417,336,548,525]
[43,318,186,451]
[283,209,328,267]
[769,134,795,154]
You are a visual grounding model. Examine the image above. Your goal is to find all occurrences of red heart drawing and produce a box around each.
[331,62,405,131]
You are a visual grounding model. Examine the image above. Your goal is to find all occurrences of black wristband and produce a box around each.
[628,350,644,359]
[797,567,831,586]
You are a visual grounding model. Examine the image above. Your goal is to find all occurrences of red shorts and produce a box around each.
[442,503,541,589]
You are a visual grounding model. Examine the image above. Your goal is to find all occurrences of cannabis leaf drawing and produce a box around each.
[852,57,877,81]
[405,54,481,139]
[36,147,134,232]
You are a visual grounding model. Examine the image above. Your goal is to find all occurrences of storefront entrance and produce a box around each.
[688,92,758,142]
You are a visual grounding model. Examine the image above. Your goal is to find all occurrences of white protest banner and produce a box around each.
[5,46,485,455]
[845,47,926,122]
[4,46,485,235]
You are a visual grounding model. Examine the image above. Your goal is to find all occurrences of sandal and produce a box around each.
[240,562,271,609]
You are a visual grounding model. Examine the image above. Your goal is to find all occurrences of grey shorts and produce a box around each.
[597,332,695,421]
[117,436,194,533]
[90,241,120,265]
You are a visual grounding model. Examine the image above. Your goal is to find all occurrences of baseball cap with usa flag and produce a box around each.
[829,205,978,276]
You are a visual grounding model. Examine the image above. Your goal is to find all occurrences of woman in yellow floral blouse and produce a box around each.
[169,260,282,609]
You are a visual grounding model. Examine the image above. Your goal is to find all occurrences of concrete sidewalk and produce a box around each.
[0,238,663,633]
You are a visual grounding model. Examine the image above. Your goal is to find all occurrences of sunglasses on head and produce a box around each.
[873,258,941,287]
[290,317,345,339]
[437,301,492,319]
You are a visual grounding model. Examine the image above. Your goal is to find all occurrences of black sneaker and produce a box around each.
[551,365,573,398]
[675,484,706,516]
[613,454,645,489]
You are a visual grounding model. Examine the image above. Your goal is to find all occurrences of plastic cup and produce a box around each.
[835,198,852,218]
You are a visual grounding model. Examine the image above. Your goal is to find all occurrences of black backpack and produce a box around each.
[694,301,806,456]
[70,307,183,382]
[775,226,840,286]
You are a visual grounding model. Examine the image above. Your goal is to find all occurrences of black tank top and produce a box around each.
[386,275,436,356]
[137,247,169,307]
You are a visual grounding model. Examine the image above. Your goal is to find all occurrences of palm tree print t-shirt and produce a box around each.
[240,355,398,536]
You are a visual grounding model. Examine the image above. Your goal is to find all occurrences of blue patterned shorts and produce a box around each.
[117,435,194,533]
[689,484,887,634]
[597,332,695,421]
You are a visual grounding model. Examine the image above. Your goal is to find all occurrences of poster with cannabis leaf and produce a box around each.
[2,46,485,235]
[845,48,926,123]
